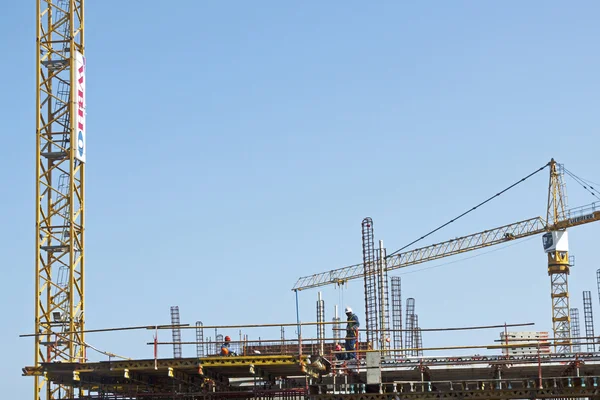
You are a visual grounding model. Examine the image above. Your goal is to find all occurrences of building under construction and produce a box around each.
[23,0,600,399]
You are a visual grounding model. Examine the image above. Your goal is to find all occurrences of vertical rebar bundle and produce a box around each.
[391,276,403,353]
[405,298,415,355]
[316,292,325,354]
[362,217,379,349]
[378,241,390,350]
[569,309,581,353]
[195,321,204,358]
[332,305,341,343]
[583,291,595,352]
[170,306,182,359]
[596,269,600,310]
[414,314,423,356]
[216,334,224,355]
[206,336,213,355]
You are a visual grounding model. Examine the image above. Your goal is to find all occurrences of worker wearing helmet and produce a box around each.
[344,306,360,360]
[220,336,237,356]
[333,342,344,360]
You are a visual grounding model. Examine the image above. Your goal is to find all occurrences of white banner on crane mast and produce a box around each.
[74,51,86,163]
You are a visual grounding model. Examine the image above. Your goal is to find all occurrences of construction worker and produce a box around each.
[334,342,343,360]
[344,306,360,359]
[220,336,237,356]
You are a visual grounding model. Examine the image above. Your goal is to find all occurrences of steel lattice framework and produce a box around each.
[292,217,546,290]
[35,0,85,399]
[292,203,600,292]
[546,161,571,353]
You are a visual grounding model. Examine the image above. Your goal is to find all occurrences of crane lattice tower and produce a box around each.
[35,0,86,399]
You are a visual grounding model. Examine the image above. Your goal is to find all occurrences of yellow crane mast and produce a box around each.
[292,159,600,352]
[545,160,571,352]
[35,1,85,399]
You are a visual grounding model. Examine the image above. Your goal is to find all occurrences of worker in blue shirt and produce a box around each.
[344,306,360,359]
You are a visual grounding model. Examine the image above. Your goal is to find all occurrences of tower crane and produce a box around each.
[292,159,600,353]
[34,1,85,399]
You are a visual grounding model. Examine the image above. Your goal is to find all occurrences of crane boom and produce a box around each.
[292,205,600,291]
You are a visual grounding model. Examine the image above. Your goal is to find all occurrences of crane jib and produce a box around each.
[568,213,596,225]
[292,204,600,291]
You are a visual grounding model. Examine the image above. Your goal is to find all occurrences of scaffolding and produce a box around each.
[24,319,600,400]
[583,291,595,352]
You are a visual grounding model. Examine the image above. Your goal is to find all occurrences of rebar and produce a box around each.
[170,306,182,358]
[391,276,403,352]
[378,241,390,351]
[362,217,379,348]
[316,292,325,354]
[405,298,415,355]
[195,321,204,358]
[569,309,581,353]
[415,314,423,356]
[583,291,595,352]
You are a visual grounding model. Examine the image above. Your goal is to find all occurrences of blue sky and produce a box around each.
[2,1,600,397]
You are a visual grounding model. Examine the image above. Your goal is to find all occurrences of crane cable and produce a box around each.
[563,167,600,201]
[388,162,550,257]
[397,235,536,276]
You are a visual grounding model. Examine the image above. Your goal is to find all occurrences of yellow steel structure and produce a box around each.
[545,160,571,352]
[35,1,85,399]
[292,160,600,351]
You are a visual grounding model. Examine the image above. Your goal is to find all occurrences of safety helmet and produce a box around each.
[345,306,352,314]
[225,336,231,342]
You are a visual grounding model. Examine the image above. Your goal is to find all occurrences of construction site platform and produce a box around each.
[23,354,323,394]
[21,352,600,399]
[376,353,600,381]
